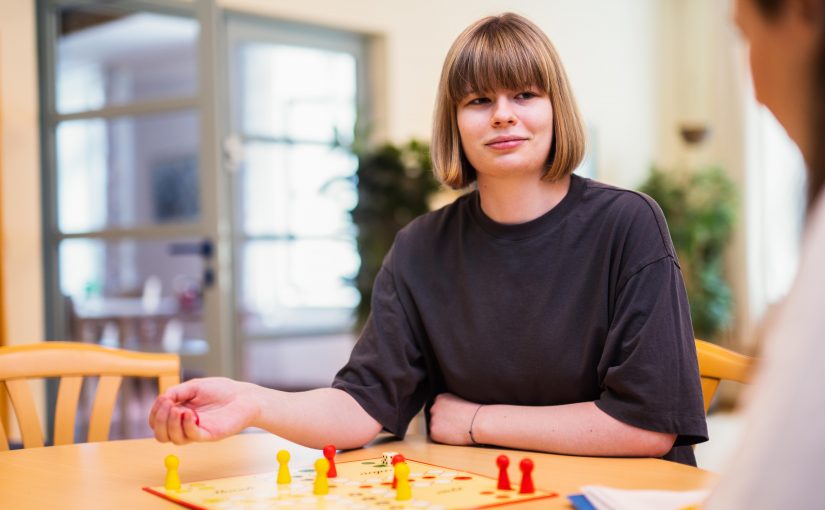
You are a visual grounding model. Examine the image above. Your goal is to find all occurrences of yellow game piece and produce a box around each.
[314,458,330,495]
[394,461,411,501]
[164,454,181,491]
[276,450,291,485]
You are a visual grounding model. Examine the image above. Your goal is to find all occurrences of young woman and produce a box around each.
[150,13,707,465]
[706,0,825,506]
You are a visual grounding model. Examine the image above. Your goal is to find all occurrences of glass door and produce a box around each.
[40,1,233,392]
[226,16,368,388]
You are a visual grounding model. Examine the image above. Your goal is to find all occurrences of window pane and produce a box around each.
[57,9,198,114]
[56,110,200,233]
[60,238,208,356]
[241,142,357,237]
[240,43,356,143]
[239,240,359,335]
[756,107,806,302]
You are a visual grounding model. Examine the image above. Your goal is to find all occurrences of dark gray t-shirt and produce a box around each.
[333,174,708,465]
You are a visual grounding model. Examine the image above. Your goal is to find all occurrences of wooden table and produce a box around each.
[0,432,715,509]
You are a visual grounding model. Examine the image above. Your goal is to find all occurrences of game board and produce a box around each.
[144,456,558,509]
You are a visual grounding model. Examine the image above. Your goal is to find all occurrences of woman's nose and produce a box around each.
[491,99,517,127]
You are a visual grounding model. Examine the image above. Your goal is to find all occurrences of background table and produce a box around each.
[0,432,716,509]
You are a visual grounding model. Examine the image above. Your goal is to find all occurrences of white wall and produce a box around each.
[221,0,662,188]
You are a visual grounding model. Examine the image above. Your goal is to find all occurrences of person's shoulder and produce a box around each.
[582,178,665,219]
[386,192,472,272]
[396,191,473,243]
[580,178,674,256]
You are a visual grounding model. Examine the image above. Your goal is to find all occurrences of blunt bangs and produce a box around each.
[446,21,551,102]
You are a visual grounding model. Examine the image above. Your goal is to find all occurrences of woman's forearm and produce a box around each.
[251,387,383,450]
[471,401,676,457]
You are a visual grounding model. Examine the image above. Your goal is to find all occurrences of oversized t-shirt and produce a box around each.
[333,174,708,465]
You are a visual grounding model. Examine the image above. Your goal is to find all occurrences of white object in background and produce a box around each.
[141,275,162,312]
[580,485,709,510]
[162,318,184,353]
[99,321,120,348]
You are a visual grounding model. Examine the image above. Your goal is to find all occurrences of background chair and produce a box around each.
[0,341,179,449]
[695,338,754,413]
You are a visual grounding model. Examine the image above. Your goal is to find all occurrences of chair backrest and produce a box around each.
[0,341,180,449]
[695,338,753,413]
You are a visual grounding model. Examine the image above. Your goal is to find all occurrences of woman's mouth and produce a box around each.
[486,136,527,150]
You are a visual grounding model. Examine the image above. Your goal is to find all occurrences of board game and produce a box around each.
[144,456,558,509]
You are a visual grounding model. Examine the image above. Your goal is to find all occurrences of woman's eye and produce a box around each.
[467,97,490,105]
[517,91,538,100]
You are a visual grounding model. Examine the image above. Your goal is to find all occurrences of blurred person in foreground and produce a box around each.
[706,0,825,507]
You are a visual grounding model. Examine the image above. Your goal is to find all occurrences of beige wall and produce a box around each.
[1,0,43,440]
[0,0,43,348]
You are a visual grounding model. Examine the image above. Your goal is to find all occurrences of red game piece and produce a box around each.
[496,455,511,490]
[391,454,405,488]
[518,458,534,494]
[323,445,337,478]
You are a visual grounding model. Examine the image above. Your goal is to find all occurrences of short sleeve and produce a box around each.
[594,255,709,459]
[332,247,429,437]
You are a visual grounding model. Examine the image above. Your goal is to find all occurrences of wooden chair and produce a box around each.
[695,338,754,413]
[0,341,180,450]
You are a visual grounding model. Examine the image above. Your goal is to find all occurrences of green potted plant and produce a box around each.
[639,166,738,342]
[350,140,440,329]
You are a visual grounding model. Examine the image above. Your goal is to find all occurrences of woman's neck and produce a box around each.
[476,174,571,224]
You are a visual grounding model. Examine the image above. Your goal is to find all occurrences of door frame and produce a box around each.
[36,0,237,380]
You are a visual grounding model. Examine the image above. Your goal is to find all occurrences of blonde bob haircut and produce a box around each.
[432,13,586,189]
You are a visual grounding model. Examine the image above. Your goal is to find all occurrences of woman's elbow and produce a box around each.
[639,431,677,457]
[334,419,383,450]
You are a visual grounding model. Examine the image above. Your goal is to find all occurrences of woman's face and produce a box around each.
[456,87,554,182]
[735,0,817,156]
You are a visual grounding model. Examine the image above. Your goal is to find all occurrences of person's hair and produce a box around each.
[754,0,825,208]
[431,13,586,190]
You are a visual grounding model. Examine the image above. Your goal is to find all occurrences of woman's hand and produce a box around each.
[429,392,482,445]
[148,377,262,445]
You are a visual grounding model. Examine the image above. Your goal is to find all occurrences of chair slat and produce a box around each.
[0,342,179,379]
[695,339,752,382]
[0,384,9,451]
[87,375,122,443]
[700,378,721,414]
[54,376,83,446]
[0,342,180,449]
[695,339,754,413]
[5,379,44,448]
